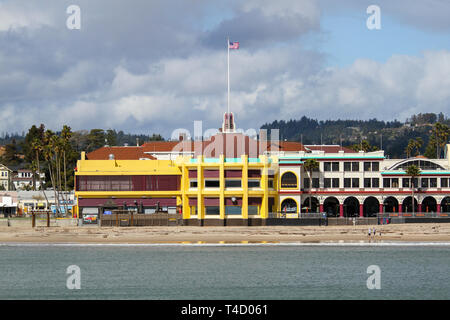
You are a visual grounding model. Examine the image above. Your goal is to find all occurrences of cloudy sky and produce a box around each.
[1,0,450,138]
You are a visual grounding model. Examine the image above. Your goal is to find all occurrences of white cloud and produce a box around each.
[0,0,449,138]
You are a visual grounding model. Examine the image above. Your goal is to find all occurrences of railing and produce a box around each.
[377,212,449,218]
[99,210,183,227]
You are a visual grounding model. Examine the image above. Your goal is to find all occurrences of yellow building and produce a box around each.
[75,151,279,226]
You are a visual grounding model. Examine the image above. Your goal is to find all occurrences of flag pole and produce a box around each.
[227,36,230,117]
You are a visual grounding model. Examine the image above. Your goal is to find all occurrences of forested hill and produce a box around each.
[261,113,450,159]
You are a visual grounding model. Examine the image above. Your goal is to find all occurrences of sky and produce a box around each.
[0,0,449,138]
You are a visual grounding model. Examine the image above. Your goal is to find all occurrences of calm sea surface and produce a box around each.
[1,244,449,300]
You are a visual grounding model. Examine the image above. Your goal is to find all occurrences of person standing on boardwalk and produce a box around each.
[368,227,372,242]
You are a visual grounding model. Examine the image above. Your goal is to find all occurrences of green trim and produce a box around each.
[279,161,303,164]
[382,171,450,175]
[300,155,385,159]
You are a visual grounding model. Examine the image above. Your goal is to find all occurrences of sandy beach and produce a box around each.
[1,223,450,244]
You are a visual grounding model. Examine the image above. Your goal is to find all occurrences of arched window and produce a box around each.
[389,159,445,171]
[281,172,297,188]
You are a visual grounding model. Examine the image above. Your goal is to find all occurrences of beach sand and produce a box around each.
[1,223,450,244]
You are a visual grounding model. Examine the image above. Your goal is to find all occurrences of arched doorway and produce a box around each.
[422,196,437,213]
[363,197,379,217]
[343,197,359,217]
[441,197,450,213]
[383,197,399,213]
[302,197,319,213]
[323,197,339,217]
[403,196,418,213]
[281,198,298,213]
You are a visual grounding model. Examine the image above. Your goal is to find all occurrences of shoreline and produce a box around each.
[1,223,450,244]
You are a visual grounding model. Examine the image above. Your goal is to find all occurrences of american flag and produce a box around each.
[229,41,239,49]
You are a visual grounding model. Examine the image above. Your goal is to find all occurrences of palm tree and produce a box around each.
[405,139,414,158]
[31,139,50,210]
[303,159,319,213]
[413,137,423,156]
[405,165,421,214]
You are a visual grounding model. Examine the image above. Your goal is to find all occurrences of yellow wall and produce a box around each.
[75,155,279,220]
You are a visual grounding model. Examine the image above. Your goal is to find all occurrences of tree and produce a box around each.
[413,137,423,156]
[405,138,422,157]
[1,139,21,166]
[31,138,50,210]
[303,159,319,213]
[405,165,421,215]
[349,140,379,152]
[86,129,106,152]
[105,129,117,146]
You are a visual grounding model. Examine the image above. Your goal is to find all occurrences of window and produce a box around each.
[344,162,351,172]
[403,178,410,188]
[225,206,242,215]
[344,178,351,188]
[430,178,437,188]
[364,162,371,171]
[225,180,241,188]
[344,178,359,188]
[372,178,379,188]
[332,162,339,171]
[364,178,371,188]
[324,178,331,188]
[324,162,339,172]
[190,180,197,188]
[344,162,359,172]
[303,178,310,189]
[421,178,429,188]
[248,205,259,215]
[312,178,320,188]
[442,178,449,188]
[248,180,260,188]
[392,178,399,188]
[372,162,379,171]
[383,178,390,188]
[281,172,297,188]
[390,159,445,171]
[332,178,339,188]
[205,180,220,188]
[268,179,274,188]
[205,206,220,215]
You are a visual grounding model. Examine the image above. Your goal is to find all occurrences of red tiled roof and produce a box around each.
[273,141,308,152]
[86,146,155,160]
[305,145,357,153]
[142,134,307,156]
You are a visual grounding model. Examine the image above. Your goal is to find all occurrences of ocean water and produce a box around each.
[1,244,449,300]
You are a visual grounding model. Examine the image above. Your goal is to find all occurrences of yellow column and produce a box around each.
[219,155,225,220]
[181,164,190,219]
[197,156,204,221]
[241,155,248,219]
[260,155,269,219]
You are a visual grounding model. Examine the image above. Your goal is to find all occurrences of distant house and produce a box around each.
[0,164,12,191]
[11,169,45,191]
